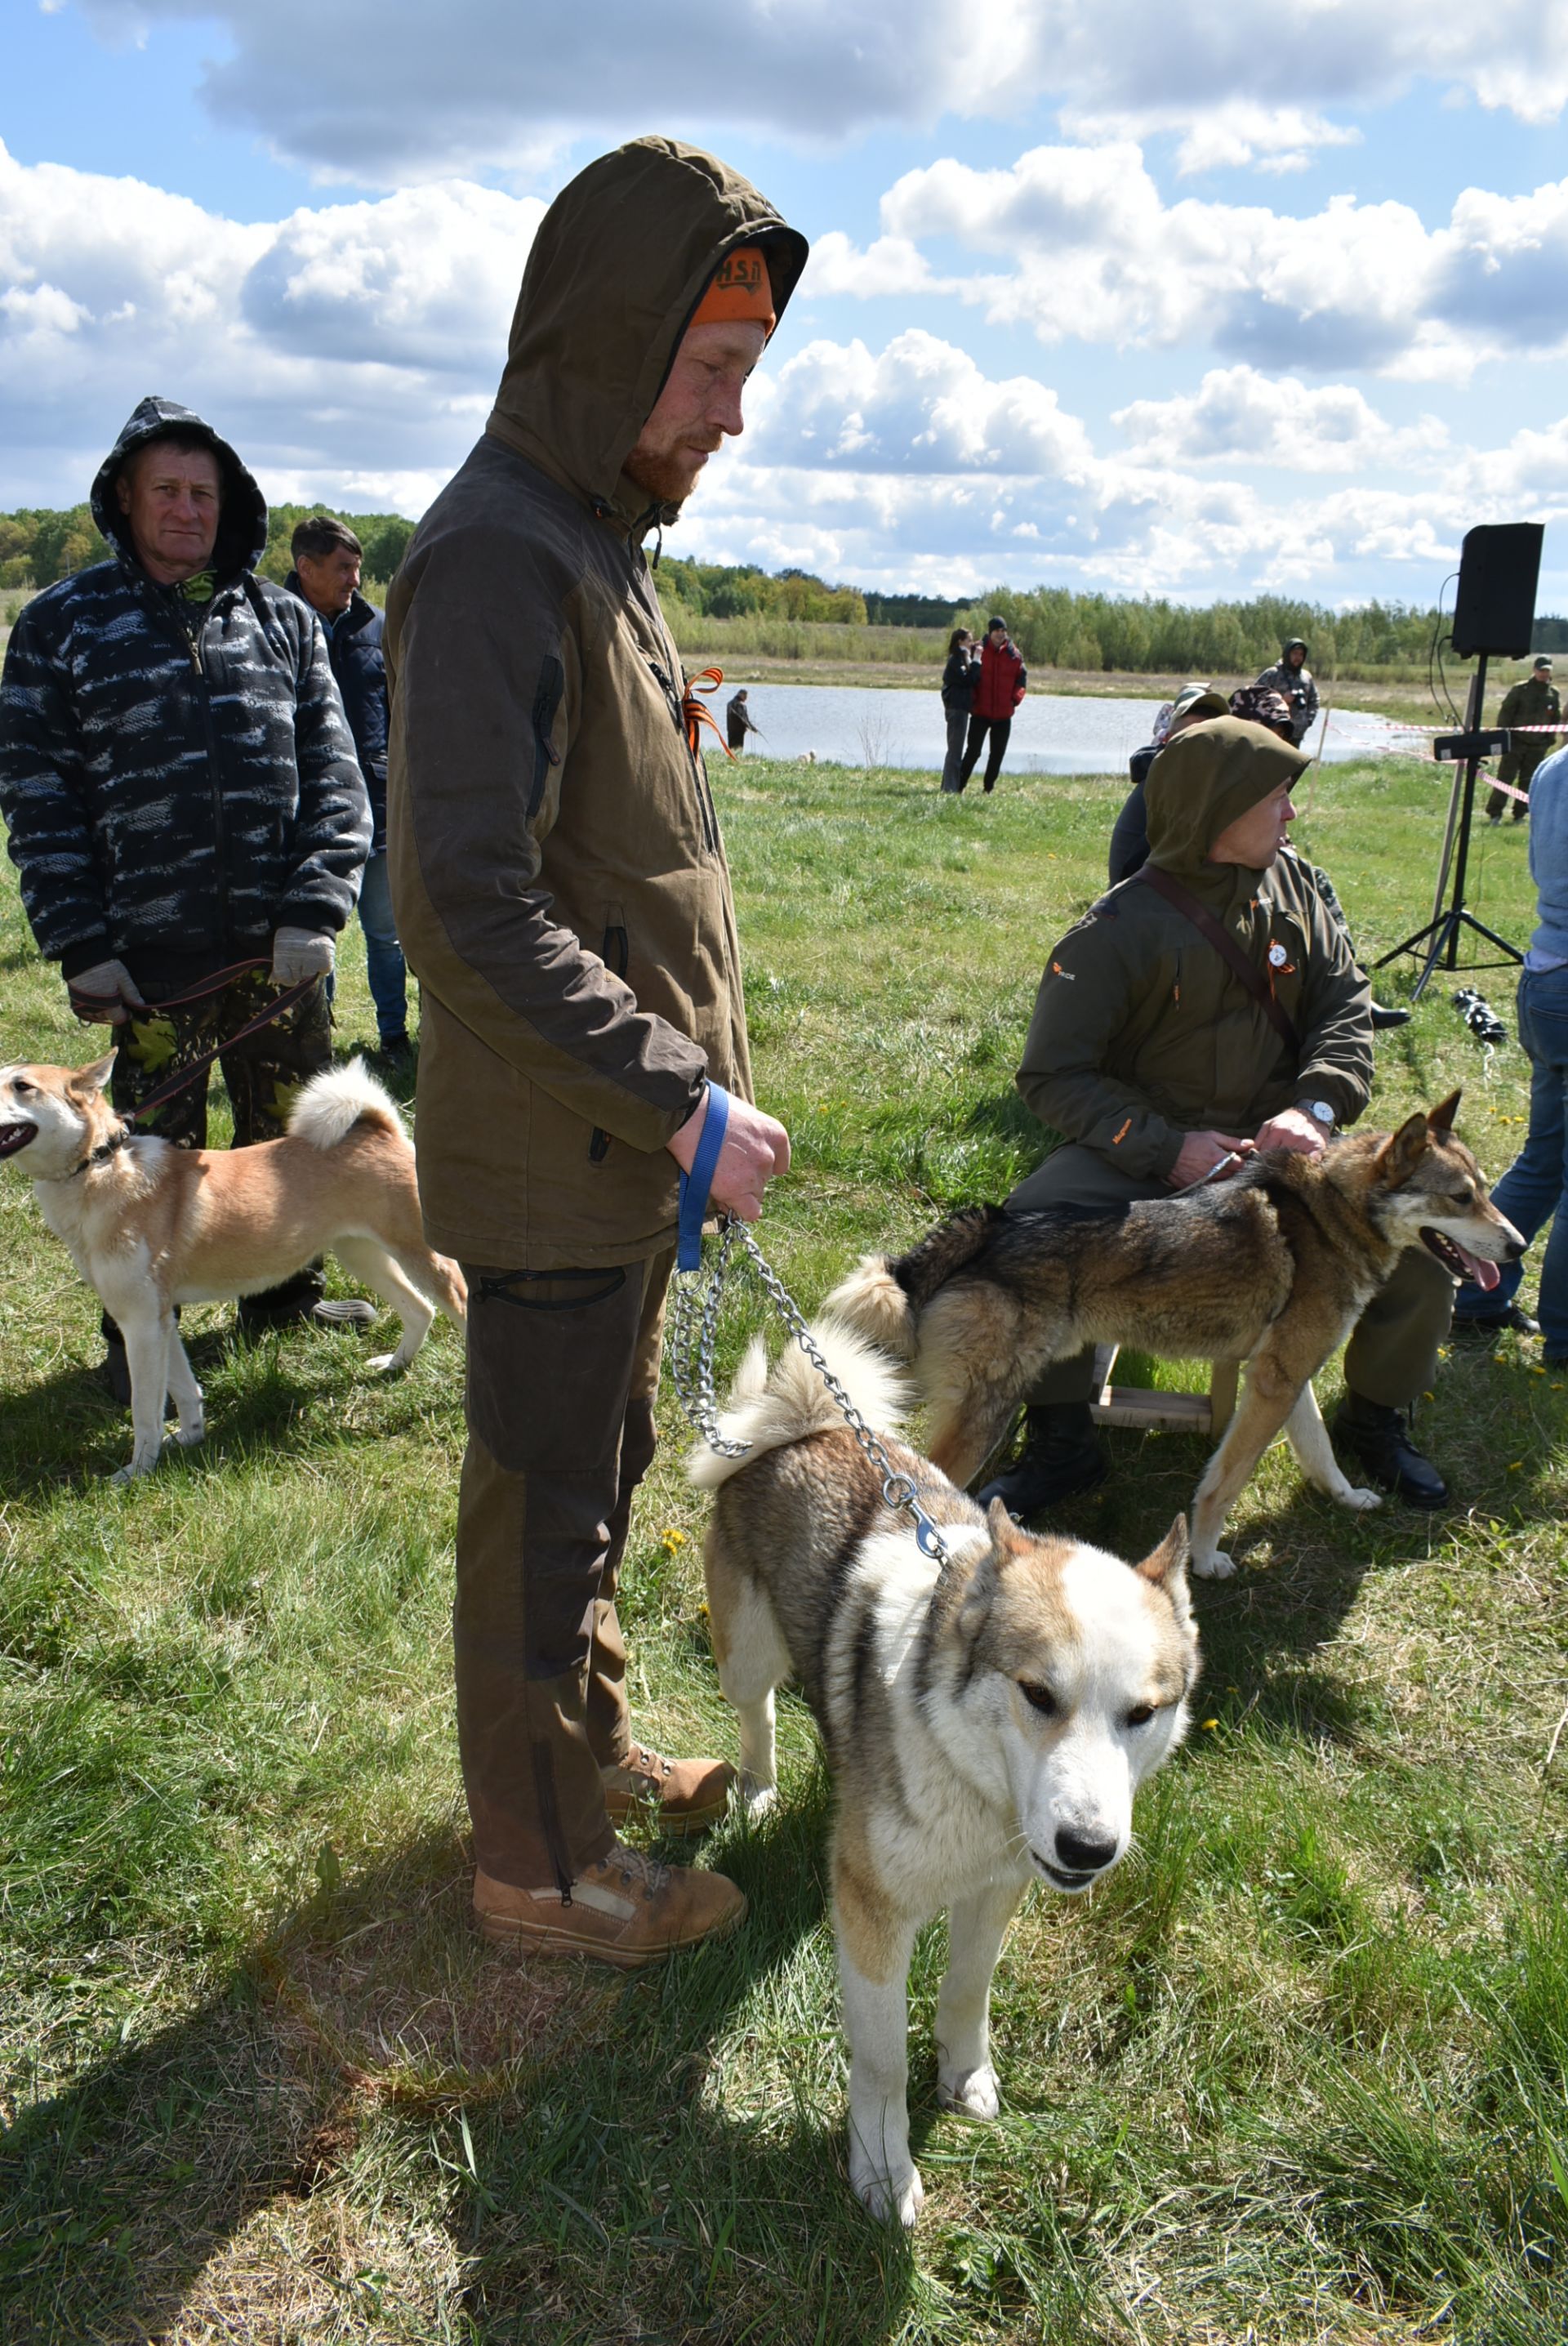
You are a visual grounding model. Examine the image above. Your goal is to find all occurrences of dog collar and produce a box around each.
[66,1124,134,1180]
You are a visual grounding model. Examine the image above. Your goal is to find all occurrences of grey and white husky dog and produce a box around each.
[690,1320,1200,2225]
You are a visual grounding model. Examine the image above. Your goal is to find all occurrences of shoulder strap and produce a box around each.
[1137,864,1301,1057]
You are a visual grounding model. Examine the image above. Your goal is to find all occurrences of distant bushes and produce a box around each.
[661,610,946,663]
[3,503,1562,673]
[947,584,1562,677]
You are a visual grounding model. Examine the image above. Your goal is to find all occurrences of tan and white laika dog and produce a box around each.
[0,1053,465,1481]
[690,1320,1198,2226]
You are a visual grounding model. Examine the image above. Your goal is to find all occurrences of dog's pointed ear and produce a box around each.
[1428,1088,1462,1138]
[73,1053,118,1095]
[1375,1109,1428,1184]
[1137,1514,1196,1635]
[986,1496,1023,1553]
[1136,1514,1188,1587]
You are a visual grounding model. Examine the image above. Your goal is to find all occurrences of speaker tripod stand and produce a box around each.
[1373,649,1522,1002]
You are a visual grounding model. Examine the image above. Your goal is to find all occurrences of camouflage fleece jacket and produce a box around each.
[0,397,370,981]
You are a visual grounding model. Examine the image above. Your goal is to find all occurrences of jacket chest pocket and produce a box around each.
[589,903,630,1163]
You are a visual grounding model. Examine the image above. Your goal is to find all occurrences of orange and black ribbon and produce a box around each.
[681,666,734,760]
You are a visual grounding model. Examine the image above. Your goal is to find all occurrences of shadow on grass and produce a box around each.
[1,1803,921,2346]
[0,1318,457,1496]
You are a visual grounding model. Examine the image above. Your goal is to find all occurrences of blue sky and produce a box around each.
[4,0,1567,608]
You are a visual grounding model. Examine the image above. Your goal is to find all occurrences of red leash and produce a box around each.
[70,957,321,1126]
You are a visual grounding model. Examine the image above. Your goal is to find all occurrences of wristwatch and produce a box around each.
[1303,1099,1335,1134]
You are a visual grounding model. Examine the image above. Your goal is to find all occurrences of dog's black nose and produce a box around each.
[1504,1240,1526,1263]
[1054,1826,1117,1873]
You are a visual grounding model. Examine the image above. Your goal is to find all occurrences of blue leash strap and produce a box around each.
[676,1085,730,1272]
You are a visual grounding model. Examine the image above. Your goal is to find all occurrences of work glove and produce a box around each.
[67,957,147,1025]
[270,928,335,986]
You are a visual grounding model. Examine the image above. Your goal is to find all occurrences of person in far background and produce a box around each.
[1488,657,1561,826]
[956,615,1027,792]
[1451,737,1568,1362]
[938,626,980,792]
[287,515,412,1077]
[725,686,760,753]
[1254,637,1319,747]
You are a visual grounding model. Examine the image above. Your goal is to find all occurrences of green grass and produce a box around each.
[2,756,1566,2344]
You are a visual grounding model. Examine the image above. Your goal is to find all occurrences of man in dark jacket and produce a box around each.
[1488,658,1561,823]
[1254,637,1320,746]
[0,398,372,1385]
[725,687,760,752]
[957,616,1027,792]
[287,515,411,1069]
[978,716,1455,1521]
[387,139,806,1965]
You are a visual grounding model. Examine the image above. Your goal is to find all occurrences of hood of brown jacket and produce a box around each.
[486,136,808,530]
[1144,715,1312,897]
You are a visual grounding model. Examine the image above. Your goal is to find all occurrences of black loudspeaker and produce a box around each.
[1450,522,1544,658]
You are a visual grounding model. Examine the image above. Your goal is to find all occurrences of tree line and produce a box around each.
[0,503,414,592]
[3,504,1561,669]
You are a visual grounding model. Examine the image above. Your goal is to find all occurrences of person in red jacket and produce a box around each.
[957,615,1027,792]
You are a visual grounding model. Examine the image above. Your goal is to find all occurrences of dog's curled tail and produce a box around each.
[287,1058,406,1153]
[823,1204,1004,1359]
[687,1318,911,1492]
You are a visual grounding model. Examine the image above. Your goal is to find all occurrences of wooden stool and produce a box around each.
[1089,1345,1239,1438]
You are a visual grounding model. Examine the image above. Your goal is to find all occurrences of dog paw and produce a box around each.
[938,2063,1000,2121]
[1338,1484,1383,1513]
[852,2154,924,2228]
[367,1351,406,1376]
[737,1777,777,1817]
[175,1416,206,1449]
[1191,1547,1236,1580]
[109,1456,157,1486]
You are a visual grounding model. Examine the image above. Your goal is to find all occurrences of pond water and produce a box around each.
[721,682,1404,774]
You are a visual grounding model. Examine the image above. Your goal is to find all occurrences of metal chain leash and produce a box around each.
[669,1214,955,1565]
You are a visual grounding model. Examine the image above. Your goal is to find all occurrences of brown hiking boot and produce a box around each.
[473,1845,745,1967]
[601,1743,735,1836]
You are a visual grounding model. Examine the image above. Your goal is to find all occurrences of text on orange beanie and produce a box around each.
[691,247,776,334]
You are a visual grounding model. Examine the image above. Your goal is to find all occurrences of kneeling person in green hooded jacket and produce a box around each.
[385,140,807,1965]
[978,715,1456,1522]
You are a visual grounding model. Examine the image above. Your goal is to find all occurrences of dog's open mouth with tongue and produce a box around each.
[1419,1226,1500,1291]
[0,1119,38,1161]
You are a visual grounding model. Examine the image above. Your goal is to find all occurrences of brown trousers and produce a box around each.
[455,1249,674,1893]
[1009,1144,1453,1411]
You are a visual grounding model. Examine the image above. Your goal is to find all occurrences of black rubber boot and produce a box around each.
[973,1403,1108,1519]
[1450,1301,1540,1339]
[234,1261,372,1336]
[1370,1001,1412,1030]
[1333,1391,1449,1508]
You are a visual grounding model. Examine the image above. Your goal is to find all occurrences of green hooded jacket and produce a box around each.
[1015,716,1373,1182]
[385,138,807,1265]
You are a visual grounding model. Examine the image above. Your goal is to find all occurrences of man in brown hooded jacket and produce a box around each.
[385,139,807,1963]
[978,715,1457,1520]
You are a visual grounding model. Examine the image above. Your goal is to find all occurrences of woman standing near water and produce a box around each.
[939,627,981,792]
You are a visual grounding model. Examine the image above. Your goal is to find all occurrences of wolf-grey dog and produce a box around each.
[691,1322,1199,2225]
[829,1095,1522,1577]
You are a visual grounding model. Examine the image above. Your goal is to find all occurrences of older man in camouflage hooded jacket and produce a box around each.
[387,137,807,1965]
[0,397,372,1383]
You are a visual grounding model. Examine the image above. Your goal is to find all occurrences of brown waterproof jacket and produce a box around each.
[1016,716,1373,1182]
[385,140,807,1265]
